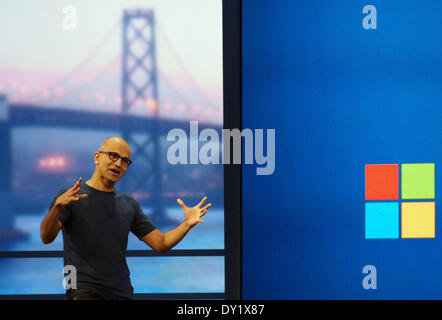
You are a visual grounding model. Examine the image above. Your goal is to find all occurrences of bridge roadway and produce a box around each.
[10,103,221,132]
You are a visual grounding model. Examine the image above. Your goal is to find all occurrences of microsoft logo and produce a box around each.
[365,163,436,239]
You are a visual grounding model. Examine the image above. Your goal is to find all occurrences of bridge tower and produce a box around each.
[121,9,167,225]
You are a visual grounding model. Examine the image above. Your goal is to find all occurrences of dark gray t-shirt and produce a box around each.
[49,181,157,299]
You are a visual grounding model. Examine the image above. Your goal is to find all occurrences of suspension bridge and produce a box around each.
[0,9,223,242]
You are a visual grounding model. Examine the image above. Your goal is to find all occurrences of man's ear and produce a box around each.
[94,152,100,166]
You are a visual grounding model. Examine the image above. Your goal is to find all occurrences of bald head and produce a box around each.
[99,137,131,154]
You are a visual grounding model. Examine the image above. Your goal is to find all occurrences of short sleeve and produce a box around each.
[49,189,71,226]
[130,200,158,240]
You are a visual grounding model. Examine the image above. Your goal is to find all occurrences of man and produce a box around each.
[40,137,211,300]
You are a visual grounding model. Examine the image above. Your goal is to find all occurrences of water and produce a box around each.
[4,207,224,251]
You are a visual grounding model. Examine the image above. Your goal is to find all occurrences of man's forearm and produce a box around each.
[40,204,62,244]
[163,221,193,252]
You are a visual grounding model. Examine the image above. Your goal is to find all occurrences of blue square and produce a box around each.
[365,202,399,239]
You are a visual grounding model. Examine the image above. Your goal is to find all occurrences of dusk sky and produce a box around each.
[0,0,223,122]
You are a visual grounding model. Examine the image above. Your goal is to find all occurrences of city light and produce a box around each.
[38,155,67,171]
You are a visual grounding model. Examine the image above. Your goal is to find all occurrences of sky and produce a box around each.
[0,0,223,121]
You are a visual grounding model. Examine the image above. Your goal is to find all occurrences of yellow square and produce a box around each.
[401,202,435,238]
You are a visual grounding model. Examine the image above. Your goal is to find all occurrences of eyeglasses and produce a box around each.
[98,151,132,166]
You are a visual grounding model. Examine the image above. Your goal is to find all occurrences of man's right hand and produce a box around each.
[55,177,88,208]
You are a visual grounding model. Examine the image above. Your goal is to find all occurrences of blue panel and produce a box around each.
[243,0,442,299]
[0,258,65,295]
[128,257,225,293]
[0,257,224,295]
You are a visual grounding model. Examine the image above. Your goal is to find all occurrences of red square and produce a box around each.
[365,164,399,200]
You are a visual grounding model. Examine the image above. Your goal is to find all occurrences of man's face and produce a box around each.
[95,139,131,183]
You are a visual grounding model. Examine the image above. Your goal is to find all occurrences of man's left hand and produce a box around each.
[177,197,211,228]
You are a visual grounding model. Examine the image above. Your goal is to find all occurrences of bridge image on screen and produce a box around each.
[0,1,224,296]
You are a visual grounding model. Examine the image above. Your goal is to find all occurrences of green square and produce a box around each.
[401,163,435,199]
